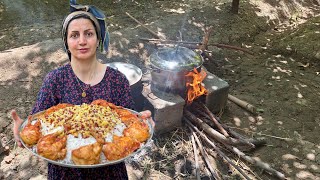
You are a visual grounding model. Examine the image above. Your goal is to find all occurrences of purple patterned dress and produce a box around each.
[31,63,134,180]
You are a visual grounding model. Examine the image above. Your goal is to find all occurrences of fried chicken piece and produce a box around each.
[19,116,42,147]
[44,103,74,116]
[114,108,140,125]
[102,136,140,161]
[37,132,67,160]
[71,142,102,165]
[91,99,119,109]
[123,121,150,143]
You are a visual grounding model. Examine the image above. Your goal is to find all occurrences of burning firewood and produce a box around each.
[183,100,286,179]
[185,119,252,179]
[184,110,255,150]
[185,68,208,104]
[189,126,221,179]
[193,101,230,137]
[190,133,201,180]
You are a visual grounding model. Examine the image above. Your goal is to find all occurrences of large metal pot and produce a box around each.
[106,62,144,111]
[149,46,203,93]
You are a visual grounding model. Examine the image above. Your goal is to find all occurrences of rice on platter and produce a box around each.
[20,100,151,166]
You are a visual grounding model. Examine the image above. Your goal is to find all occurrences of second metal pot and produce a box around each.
[106,62,144,111]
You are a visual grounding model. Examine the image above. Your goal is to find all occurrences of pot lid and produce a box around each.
[106,62,142,86]
[150,46,203,71]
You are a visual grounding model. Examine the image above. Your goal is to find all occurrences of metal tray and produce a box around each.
[19,108,154,168]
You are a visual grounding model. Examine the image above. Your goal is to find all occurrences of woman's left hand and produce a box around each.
[140,110,155,128]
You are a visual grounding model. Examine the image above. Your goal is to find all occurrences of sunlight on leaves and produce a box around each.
[164,8,185,14]
[293,162,307,169]
[299,83,307,88]
[296,170,316,179]
[306,153,315,161]
[282,154,298,160]
[233,116,241,127]
[310,164,318,171]
[272,75,281,80]
[296,99,307,106]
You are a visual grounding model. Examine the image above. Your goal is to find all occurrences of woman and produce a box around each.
[11,5,151,180]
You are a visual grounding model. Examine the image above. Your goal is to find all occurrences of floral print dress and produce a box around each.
[31,63,134,180]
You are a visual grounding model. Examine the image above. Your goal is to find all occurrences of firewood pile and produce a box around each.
[183,100,286,179]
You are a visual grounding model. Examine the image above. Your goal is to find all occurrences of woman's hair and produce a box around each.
[62,11,101,60]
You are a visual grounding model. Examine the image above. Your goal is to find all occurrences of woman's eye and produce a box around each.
[70,34,78,38]
[86,32,94,37]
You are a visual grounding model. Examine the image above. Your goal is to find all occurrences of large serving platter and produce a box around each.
[19,108,154,168]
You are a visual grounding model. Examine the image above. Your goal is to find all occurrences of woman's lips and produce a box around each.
[79,48,89,53]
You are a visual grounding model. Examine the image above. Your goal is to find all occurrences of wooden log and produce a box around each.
[221,124,266,147]
[185,119,251,180]
[189,127,221,180]
[187,106,257,150]
[228,146,286,179]
[184,110,255,149]
[228,94,257,115]
[194,102,230,137]
[190,133,201,180]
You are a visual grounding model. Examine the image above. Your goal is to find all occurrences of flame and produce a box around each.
[185,68,208,104]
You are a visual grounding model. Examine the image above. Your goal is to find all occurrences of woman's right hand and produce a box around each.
[11,109,24,147]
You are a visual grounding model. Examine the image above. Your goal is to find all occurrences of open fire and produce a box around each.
[185,68,208,104]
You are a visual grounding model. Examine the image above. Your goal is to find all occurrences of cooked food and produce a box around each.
[123,121,150,143]
[91,99,120,109]
[114,108,140,125]
[19,116,42,147]
[39,103,122,138]
[44,103,74,117]
[20,99,151,166]
[37,131,67,160]
[71,142,102,165]
[102,135,140,161]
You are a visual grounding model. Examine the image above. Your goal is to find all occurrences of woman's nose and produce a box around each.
[79,34,87,45]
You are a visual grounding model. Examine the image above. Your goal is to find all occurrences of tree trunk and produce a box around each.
[231,0,240,14]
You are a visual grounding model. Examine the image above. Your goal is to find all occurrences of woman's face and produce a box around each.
[67,18,98,61]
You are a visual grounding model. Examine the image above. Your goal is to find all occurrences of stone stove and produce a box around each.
[135,68,230,136]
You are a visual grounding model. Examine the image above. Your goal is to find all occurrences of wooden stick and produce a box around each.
[229,126,292,142]
[185,119,251,180]
[188,127,221,180]
[139,36,254,55]
[199,26,213,51]
[190,133,201,180]
[125,12,163,39]
[193,109,258,150]
[209,43,254,55]
[228,146,286,179]
[194,101,230,137]
[228,94,257,115]
[139,37,200,44]
[184,110,255,149]
[221,124,266,147]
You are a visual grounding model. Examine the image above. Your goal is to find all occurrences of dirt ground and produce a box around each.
[0,0,319,179]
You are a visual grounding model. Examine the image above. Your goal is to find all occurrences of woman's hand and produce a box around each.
[139,110,155,128]
[11,109,24,147]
